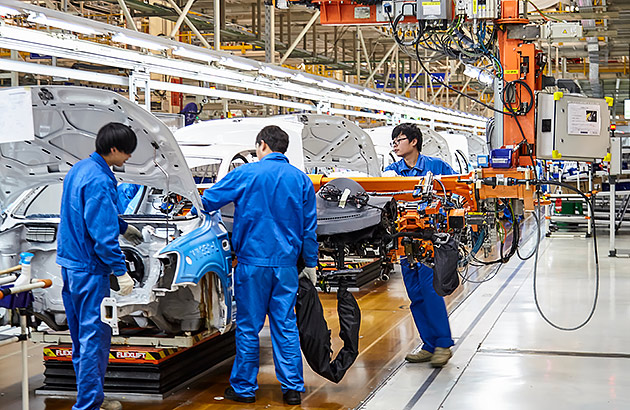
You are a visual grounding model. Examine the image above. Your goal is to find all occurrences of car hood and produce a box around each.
[0,86,201,210]
[175,117,305,170]
[298,114,381,177]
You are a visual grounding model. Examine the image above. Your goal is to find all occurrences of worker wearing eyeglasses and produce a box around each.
[384,123,455,368]
[385,123,455,177]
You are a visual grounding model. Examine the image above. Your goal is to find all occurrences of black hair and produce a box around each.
[392,123,423,152]
[95,122,138,156]
[256,125,289,154]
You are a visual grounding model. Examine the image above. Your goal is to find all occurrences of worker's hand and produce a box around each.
[299,267,318,286]
[116,273,134,296]
[123,225,143,246]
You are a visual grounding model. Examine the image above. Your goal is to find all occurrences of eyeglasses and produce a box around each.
[390,137,408,147]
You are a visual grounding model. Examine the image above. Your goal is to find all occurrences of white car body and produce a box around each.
[175,114,382,182]
[0,86,234,335]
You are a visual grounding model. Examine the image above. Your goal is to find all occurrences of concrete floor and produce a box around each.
[360,229,630,410]
[2,222,628,409]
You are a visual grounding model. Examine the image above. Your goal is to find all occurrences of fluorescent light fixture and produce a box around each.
[172,46,219,62]
[463,64,495,87]
[112,32,168,51]
[362,88,379,97]
[343,84,361,94]
[0,5,20,16]
[219,57,258,71]
[320,79,343,90]
[293,73,319,84]
[27,12,99,35]
[259,65,293,78]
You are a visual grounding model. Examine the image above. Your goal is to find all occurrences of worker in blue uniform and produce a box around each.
[57,122,143,410]
[201,125,318,406]
[384,123,456,368]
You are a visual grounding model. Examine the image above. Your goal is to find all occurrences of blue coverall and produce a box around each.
[385,154,456,353]
[116,183,141,214]
[57,152,128,410]
[201,152,318,397]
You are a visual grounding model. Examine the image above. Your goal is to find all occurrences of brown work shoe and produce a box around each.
[405,349,433,363]
[430,347,453,368]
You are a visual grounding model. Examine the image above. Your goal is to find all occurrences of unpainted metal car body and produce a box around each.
[0,86,234,335]
[175,114,382,183]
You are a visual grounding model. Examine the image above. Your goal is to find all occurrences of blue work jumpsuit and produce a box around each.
[116,183,141,214]
[385,155,456,353]
[57,152,128,410]
[201,152,318,397]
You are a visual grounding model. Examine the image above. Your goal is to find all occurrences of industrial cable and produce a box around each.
[384,9,597,331]
[526,0,565,22]
[530,179,599,331]
[516,210,540,260]
[459,259,503,284]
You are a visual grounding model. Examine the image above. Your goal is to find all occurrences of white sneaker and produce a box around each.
[100,399,122,410]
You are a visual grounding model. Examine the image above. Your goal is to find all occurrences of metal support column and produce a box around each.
[10,50,19,86]
[279,11,320,65]
[610,175,616,256]
[355,26,360,82]
[395,47,399,94]
[214,0,221,50]
[265,2,275,63]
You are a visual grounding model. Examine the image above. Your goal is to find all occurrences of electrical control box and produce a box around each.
[541,22,583,40]
[465,0,498,19]
[536,92,610,161]
[376,1,417,22]
[416,0,451,21]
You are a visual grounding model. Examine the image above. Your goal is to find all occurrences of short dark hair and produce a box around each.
[95,122,138,156]
[256,125,289,154]
[392,123,423,152]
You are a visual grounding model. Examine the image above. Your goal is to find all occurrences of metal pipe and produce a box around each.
[21,313,28,410]
[0,265,20,275]
[170,0,197,39]
[450,77,473,108]
[402,70,423,95]
[356,26,360,82]
[395,47,399,93]
[116,0,138,32]
[0,274,18,286]
[166,0,212,49]
[279,10,320,65]
[0,279,53,300]
[358,27,373,82]
[365,43,397,85]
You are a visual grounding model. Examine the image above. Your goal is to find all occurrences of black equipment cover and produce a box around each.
[295,277,361,383]
[432,234,460,296]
